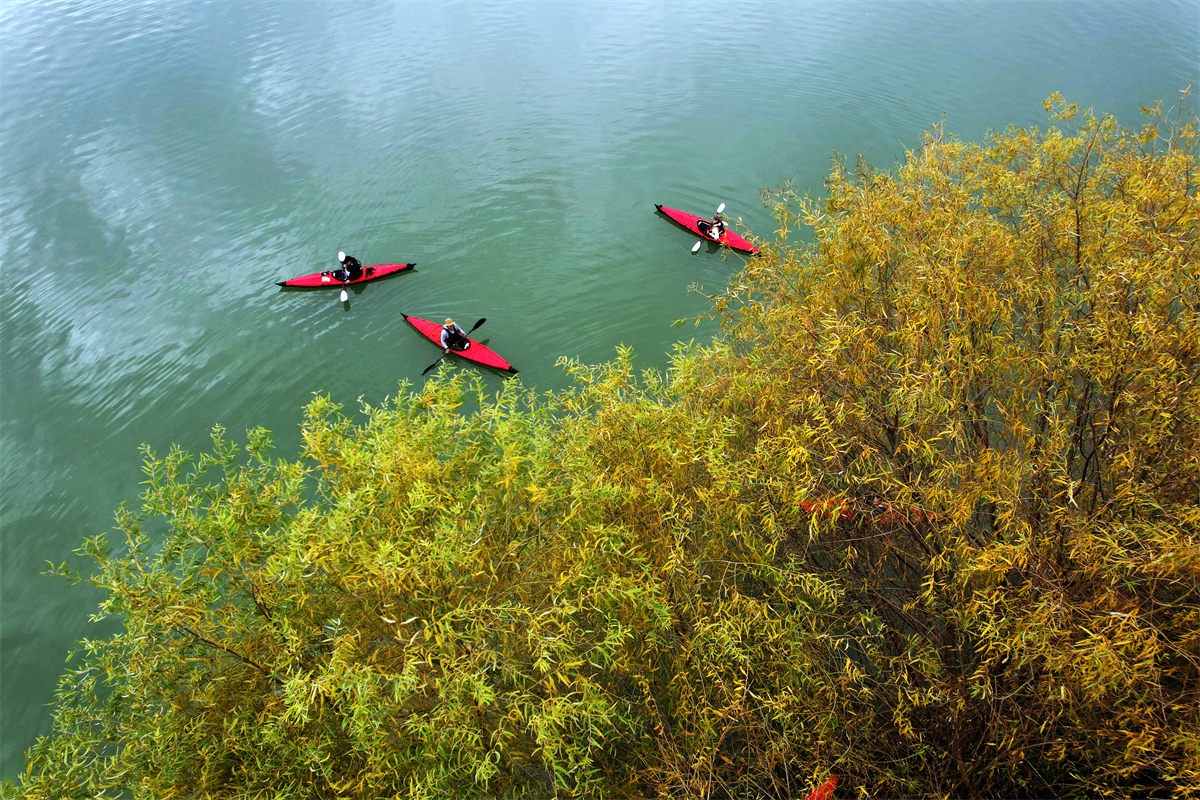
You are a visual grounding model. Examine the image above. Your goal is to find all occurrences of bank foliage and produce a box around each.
[18,98,1199,798]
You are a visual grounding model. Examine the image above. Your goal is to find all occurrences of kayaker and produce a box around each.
[704,215,726,240]
[440,318,470,352]
[336,251,363,282]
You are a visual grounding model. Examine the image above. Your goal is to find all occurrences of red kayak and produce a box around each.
[404,315,518,374]
[802,776,838,800]
[655,204,759,254]
[276,262,415,287]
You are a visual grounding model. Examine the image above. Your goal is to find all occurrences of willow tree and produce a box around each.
[702,93,1200,796]
[15,96,1199,799]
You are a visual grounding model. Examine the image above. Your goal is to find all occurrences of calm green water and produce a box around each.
[1,0,1196,777]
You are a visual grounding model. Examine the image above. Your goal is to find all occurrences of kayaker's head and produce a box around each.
[338,251,346,262]
[444,318,455,328]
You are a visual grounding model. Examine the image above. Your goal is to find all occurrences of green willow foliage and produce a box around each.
[16,98,1199,799]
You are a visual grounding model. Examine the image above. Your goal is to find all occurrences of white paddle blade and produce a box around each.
[716,202,726,215]
[691,240,703,253]
[339,289,348,302]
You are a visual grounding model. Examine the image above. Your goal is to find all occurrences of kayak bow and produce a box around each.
[404,314,519,375]
[276,262,415,288]
[654,204,759,254]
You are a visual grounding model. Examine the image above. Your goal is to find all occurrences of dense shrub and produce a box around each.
[17,97,1199,798]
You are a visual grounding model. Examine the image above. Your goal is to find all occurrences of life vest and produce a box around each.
[699,219,724,240]
[442,326,469,351]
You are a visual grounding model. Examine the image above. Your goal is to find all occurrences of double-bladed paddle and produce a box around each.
[421,317,487,375]
[691,202,726,252]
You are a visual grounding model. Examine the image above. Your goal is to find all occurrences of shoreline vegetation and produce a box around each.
[13,96,1199,798]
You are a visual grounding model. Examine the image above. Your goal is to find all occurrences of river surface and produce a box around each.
[1,0,1196,777]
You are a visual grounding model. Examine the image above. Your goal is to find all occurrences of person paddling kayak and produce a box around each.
[654,204,759,255]
[440,318,470,352]
[335,251,363,282]
[699,215,726,240]
[405,315,517,374]
[321,251,362,283]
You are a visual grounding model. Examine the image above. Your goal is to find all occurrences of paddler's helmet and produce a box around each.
[338,251,346,262]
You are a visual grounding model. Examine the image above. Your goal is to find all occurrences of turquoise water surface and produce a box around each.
[1,0,1196,777]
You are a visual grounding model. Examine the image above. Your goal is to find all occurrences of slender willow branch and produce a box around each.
[173,623,270,675]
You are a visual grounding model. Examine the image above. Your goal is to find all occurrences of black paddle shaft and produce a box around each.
[420,317,487,375]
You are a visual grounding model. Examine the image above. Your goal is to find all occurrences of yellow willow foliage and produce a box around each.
[701,95,1200,796]
[15,97,1198,800]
